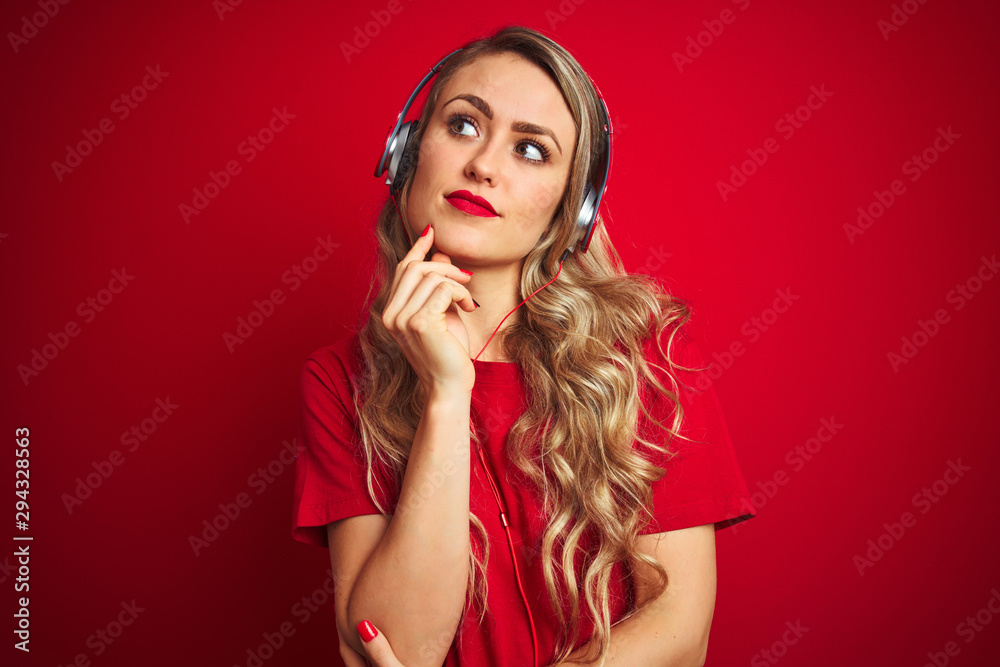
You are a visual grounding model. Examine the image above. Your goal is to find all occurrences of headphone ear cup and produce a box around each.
[390,121,420,197]
[575,182,598,252]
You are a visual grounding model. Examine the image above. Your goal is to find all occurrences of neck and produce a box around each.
[454,260,523,362]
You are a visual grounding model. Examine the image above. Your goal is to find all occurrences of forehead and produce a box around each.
[439,53,576,141]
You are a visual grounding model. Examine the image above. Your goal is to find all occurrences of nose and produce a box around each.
[464,138,502,186]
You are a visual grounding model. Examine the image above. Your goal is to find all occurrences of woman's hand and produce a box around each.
[337,622,370,667]
[353,620,405,667]
[381,225,477,395]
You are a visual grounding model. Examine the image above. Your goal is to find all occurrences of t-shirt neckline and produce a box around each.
[472,358,521,384]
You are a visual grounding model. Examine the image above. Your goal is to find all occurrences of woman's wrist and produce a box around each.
[424,382,473,409]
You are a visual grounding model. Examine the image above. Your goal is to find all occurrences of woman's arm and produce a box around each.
[328,389,472,667]
[328,226,478,666]
[554,524,717,667]
[331,522,716,667]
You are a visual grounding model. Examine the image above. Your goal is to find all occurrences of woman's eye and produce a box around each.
[517,142,545,162]
[449,114,547,163]
[451,117,476,136]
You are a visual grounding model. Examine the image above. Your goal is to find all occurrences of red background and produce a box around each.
[3,0,999,665]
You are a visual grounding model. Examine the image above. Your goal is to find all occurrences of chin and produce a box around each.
[433,236,480,262]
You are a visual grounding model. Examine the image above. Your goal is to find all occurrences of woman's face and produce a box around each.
[406,53,577,268]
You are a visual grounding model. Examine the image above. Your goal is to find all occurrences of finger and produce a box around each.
[429,252,477,287]
[395,255,472,298]
[429,251,452,265]
[385,262,474,326]
[394,280,471,340]
[391,225,436,293]
[429,250,477,287]
[357,620,404,667]
[340,643,369,667]
[395,275,476,332]
[336,619,370,667]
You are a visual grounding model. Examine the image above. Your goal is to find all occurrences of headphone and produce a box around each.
[373,48,614,667]
[374,48,613,257]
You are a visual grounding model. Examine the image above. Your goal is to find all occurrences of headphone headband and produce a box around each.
[374,47,612,256]
[374,48,462,182]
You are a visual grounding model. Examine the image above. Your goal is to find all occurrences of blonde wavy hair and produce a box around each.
[355,25,697,665]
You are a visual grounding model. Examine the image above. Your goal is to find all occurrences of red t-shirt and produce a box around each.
[291,327,756,666]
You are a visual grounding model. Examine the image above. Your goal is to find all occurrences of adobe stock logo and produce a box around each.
[17,268,135,386]
[671,0,752,73]
[339,0,411,64]
[750,619,809,667]
[877,0,930,41]
[222,236,339,353]
[234,568,353,667]
[179,106,296,223]
[61,397,179,515]
[213,0,245,21]
[188,438,298,556]
[852,459,970,576]
[844,126,960,243]
[728,416,843,535]
[6,0,72,54]
[716,85,833,202]
[54,599,145,666]
[632,245,673,277]
[51,65,169,182]
[922,587,1000,667]
[692,288,799,392]
[887,253,996,372]
[544,0,589,31]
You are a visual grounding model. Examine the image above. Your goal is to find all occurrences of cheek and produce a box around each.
[407,151,439,208]
[415,130,452,183]
[408,142,448,203]
[519,178,565,223]
[404,173,429,235]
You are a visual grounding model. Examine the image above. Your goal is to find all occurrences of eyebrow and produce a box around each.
[443,94,563,156]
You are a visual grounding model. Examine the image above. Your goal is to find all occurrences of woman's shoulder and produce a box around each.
[639,317,699,368]
[300,331,365,392]
[633,319,712,408]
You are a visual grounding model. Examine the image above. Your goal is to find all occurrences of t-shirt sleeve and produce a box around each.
[290,342,396,548]
[638,329,757,534]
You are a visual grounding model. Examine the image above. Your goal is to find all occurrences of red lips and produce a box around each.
[445,190,498,217]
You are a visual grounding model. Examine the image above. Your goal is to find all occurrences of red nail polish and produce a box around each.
[357,620,378,643]
[473,299,481,309]
[420,225,431,237]
[460,269,473,276]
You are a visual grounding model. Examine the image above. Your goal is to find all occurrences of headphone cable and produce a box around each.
[473,440,540,667]
[472,254,565,362]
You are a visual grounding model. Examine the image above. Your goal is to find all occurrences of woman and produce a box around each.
[291,25,755,667]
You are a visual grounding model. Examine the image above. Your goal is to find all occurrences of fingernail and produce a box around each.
[460,269,473,276]
[357,620,378,643]
[420,225,431,237]
[473,299,481,309]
